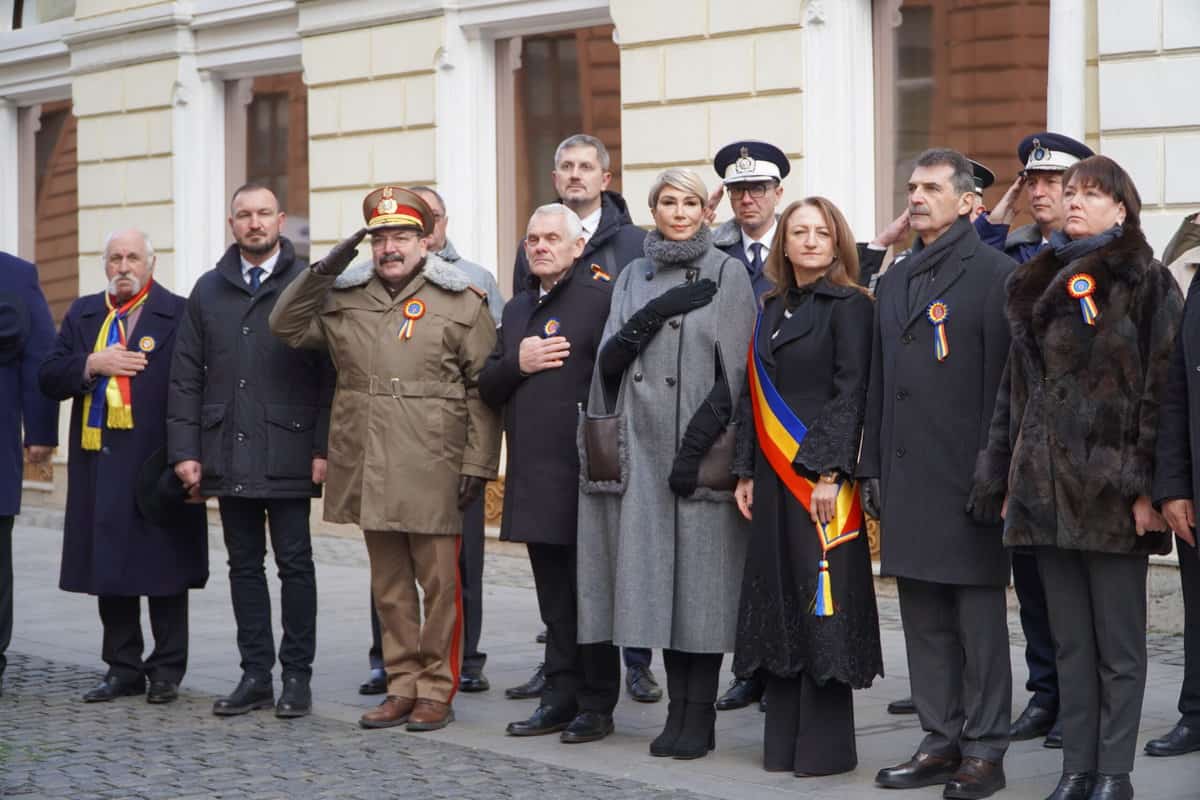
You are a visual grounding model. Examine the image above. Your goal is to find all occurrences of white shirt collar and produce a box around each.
[742,220,778,260]
[241,247,282,285]
[579,207,603,243]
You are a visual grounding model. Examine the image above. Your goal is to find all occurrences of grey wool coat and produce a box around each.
[576,229,757,653]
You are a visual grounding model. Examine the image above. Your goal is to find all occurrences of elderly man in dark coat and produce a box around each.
[479,204,622,744]
[40,229,207,705]
[858,148,1015,800]
[167,184,331,720]
[0,251,59,696]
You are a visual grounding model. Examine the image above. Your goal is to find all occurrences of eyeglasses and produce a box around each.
[728,182,776,199]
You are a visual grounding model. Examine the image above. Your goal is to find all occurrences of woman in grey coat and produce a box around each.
[577,168,757,759]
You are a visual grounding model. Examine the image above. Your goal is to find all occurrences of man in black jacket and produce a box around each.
[858,149,1014,799]
[481,204,622,743]
[505,134,659,704]
[168,184,332,720]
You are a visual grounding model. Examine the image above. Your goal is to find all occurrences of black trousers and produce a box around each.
[0,515,12,678]
[218,497,316,680]
[98,593,188,684]
[764,673,856,775]
[527,541,620,713]
[1176,535,1200,726]
[897,577,1011,762]
[1012,549,1059,712]
[369,495,487,674]
[1037,547,1148,774]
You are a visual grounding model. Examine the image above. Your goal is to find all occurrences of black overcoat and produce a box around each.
[976,230,1183,554]
[732,282,883,688]
[166,238,332,498]
[858,218,1015,587]
[1155,272,1200,509]
[39,284,208,596]
[479,261,612,544]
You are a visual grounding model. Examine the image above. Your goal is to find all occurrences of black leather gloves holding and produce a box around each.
[312,228,367,276]
[860,478,881,520]
[669,346,732,498]
[599,279,718,380]
[458,475,486,511]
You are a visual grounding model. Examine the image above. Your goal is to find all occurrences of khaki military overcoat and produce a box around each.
[270,254,500,534]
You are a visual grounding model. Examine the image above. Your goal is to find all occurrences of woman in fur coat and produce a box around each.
[971,156,1183,800]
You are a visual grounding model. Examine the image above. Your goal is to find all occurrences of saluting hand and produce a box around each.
[313,227,368,276]
[989,176,1025,225]
[87,344,147,378]
[519,335,570,374]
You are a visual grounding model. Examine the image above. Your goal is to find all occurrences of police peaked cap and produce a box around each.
[1017,132,1094,174]
[713,140,791,185]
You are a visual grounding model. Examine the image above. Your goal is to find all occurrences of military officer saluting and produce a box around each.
[270,187,500,732]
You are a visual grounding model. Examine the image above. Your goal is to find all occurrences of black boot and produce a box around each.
[1088,774,1133,800]
[672,651,721,760]
[1044,771,1095,800]
[650,649,688,757]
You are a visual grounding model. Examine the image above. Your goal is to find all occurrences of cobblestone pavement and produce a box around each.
[0,653,709,800]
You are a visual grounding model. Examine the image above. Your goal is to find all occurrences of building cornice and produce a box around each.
[65,5,196,74]
[296,0,444,38]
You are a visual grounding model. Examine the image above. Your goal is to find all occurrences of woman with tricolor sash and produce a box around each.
[731,197,883,777]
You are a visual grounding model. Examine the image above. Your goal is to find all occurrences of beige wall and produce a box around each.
[75,0,172,19]
[71,58,179,294]
[610,0,804,226]
[301,15,444,255]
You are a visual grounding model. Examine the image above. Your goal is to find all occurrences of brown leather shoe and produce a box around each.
[943,757,1006,800]
[406,698,455,731]
[359,696,415,729]
[875,751,961,789]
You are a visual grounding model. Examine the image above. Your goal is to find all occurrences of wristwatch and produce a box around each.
[819,471,838,484]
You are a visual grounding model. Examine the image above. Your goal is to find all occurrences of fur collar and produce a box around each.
[1006,225,1154,354]
[644,226,712,265]
[332,252,471,292]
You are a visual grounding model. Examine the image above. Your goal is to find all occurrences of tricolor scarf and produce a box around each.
[747,312,863,616]
[81,281,152,450]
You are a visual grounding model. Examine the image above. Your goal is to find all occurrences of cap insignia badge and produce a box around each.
[735,146,754,174]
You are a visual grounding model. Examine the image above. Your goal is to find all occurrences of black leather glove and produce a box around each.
[668,345,732,498]
[965,482,1004,526]
[599,279,718,380]
[312,228,367,276]
[860,478,881,520]
[457,475,486,511]
[646,278,718,319]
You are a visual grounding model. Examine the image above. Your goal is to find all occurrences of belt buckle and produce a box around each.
[390,377,400,399]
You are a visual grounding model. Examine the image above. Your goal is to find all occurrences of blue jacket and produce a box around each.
[0,253,59,516]
[974,213,1049,265]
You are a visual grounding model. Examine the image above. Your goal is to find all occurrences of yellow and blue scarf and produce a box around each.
[81,281,152,450]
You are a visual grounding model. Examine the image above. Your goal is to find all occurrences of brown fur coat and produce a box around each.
[974,228,1183,554]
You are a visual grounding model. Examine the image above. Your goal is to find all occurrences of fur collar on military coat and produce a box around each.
[974,227,1183,554]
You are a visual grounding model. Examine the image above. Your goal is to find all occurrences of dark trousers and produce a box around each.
[527,541,620,713]
[1037,548,1148,774]
[0,515,12,678]
[898,577,1011,762]
[764,673,856,775]
[218,497,316,680]
[98,593,188,684]
[1177,535,1200,726]
[1012,549,1059,711]
[370,495,487,674]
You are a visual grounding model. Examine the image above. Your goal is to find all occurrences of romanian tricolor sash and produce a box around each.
[81,281,152,451]
[747,313,863,616]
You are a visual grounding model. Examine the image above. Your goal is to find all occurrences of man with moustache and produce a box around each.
[271,187,499,732]
[480,204,622,743]
[858,149,1015,799]
[168,185,332,719]
[40,230,207,704]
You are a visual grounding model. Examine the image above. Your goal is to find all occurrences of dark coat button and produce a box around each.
[234,484,243,493]
[236,432,246,442]
[902,334,914,344]
[896,390,908,400]
[633,373,643,382]
[101,446,111,455]
[238,379,246,389]
[241,326,250,335]
[669,319,681,329]
[896,447,906,457]
[665,377,677,387]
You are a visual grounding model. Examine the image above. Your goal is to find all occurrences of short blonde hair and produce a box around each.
[648,168,708,210]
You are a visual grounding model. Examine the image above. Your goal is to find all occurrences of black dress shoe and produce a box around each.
[625,664,663,703]
[536,629,547,644]
[1089,773,1133,800]
[1010,702,1056,741]
[560,710,614,743]
[1044,771,1095,800]
[459,672,490,693]
[146,680,179,704]
[276,676,311,719]
[715,676,763,711]
[506,704,576,736]
[1044,719,1063,749]
[83,675,145,703]
[359,668,387,696]
[505,663,545,700]
[212,675,274,716]
[888,696,918,715]
[943,757,1005,800]
[1145,721,1200,757]
[875,751,961,789]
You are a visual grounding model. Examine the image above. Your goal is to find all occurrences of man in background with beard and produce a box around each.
[168,184,333,720]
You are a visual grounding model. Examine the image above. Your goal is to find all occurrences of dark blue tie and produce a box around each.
[749,242,765,276]
[249,267,264,292]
